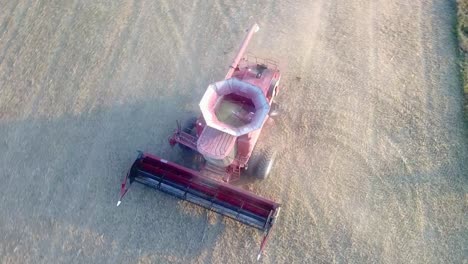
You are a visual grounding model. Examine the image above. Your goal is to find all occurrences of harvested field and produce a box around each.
[0,1,467,263]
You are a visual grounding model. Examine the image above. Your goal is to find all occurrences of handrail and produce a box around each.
[225,23,260,79]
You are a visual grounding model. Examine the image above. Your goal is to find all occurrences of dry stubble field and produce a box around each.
[0,1,467,263]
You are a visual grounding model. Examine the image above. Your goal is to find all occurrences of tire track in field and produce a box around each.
[67,2,149,263]
[25,0,81,116]
[365,1,464,263]
[3,1,145,261]
[0,0,77,206]
[0,1,466,263]
[212,0,235,33]
[367,2,427,261]
[0,0,34,114]
[176,0,201,83]
[155,0,189,76]
[0,0,20,41]
[290,1,386,262]
[0,0,33,66]
[67,1,145,113]
[63,0,144,218]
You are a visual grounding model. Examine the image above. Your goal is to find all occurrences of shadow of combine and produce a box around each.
[0,96,250,263]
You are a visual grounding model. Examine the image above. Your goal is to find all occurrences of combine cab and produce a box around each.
[118,24,282,260]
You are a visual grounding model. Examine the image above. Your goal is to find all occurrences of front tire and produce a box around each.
[256,148,276,179]
[267,76,280,100]
[269,102,280,117]
[178,117,197,152]
[247,147,277,180]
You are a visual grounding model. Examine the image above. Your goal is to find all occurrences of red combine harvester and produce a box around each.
[118,24,282,260]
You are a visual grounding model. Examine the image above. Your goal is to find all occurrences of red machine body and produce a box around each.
[118,24,282,260]
[169,24,280,183]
